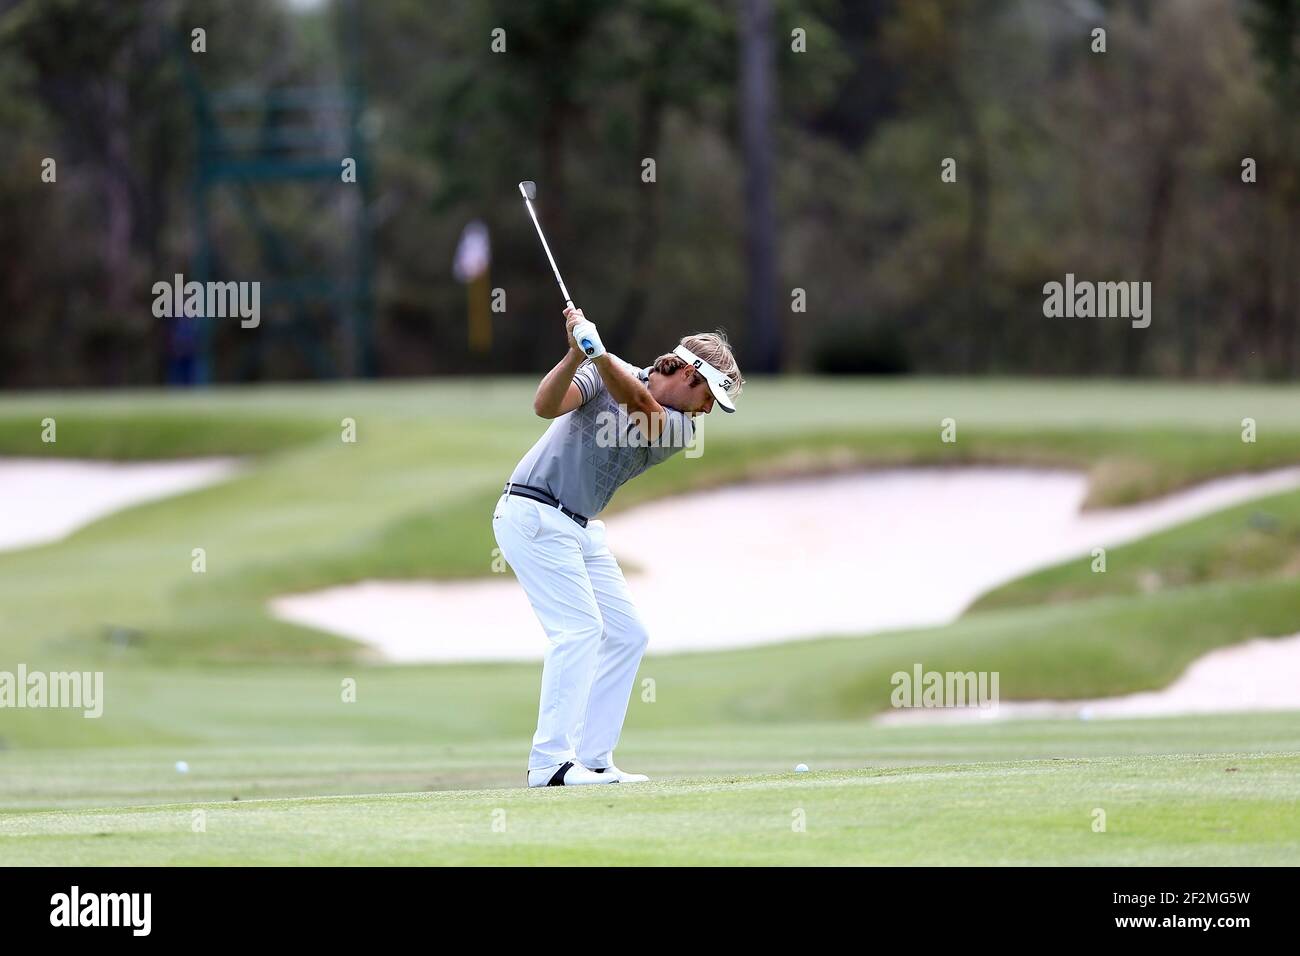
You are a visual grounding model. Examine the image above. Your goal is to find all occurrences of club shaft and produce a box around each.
[522,197,573,307]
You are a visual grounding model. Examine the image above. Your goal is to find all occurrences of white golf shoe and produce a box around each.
[527,760,620,788]
[590,764,649,783]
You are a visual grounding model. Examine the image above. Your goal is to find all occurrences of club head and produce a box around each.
[518,180,537,202]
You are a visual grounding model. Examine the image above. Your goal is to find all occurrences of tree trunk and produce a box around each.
[615,86,663,348]
[951,84,990,373]
[738,0,780,372]
[102,78,134,385]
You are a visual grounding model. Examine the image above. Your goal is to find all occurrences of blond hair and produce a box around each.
[652,330,745,399]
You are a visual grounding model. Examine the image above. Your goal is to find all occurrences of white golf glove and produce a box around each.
[572,319,606,358]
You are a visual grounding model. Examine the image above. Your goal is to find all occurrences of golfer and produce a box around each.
[495,307,743,787]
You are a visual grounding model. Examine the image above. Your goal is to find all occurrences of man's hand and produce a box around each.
[563,306,585,354]
[564,306,605,358]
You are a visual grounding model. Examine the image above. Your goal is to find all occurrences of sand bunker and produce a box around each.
[873,632,1300,724]
[270,465,1300,666]
[0,457,238,552]
[9,453,1294,717]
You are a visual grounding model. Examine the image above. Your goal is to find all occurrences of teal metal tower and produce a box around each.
[179,0,373,382]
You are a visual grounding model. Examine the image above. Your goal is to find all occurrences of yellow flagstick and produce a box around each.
[469,268,491,352]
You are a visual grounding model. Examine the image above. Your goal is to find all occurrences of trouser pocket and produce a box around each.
[495,493,543,541]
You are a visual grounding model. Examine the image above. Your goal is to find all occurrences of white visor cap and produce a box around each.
[673,345,737,413]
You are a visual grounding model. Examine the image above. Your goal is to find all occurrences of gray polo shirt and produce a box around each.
[508,355,695,518]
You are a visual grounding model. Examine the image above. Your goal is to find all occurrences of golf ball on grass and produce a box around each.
[175,760,189,774]
[794,763,809,773]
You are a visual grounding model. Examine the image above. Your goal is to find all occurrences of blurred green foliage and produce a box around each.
[0,0,1296,385]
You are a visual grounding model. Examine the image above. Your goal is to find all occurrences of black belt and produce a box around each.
[503,482,589,528]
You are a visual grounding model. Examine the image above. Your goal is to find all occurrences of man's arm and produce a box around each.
[563,306,668,441]
[558,306,669,441]
[532,307,593,418]
[532,349,586,418]
[592,355,666,442]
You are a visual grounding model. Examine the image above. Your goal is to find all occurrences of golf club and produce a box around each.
[518,180,595,355]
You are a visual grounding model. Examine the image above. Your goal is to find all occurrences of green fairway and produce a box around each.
[3,378,1300,679]
[2,378,1300,740]
[2,714,1297,865]
[3,378,1300,865]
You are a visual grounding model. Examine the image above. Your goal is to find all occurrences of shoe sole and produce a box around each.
[527,760,622,787]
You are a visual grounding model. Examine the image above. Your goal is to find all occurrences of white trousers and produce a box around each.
[492,493,650,771]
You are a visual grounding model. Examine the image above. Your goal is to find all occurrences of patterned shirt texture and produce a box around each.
[507,355,695,518]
